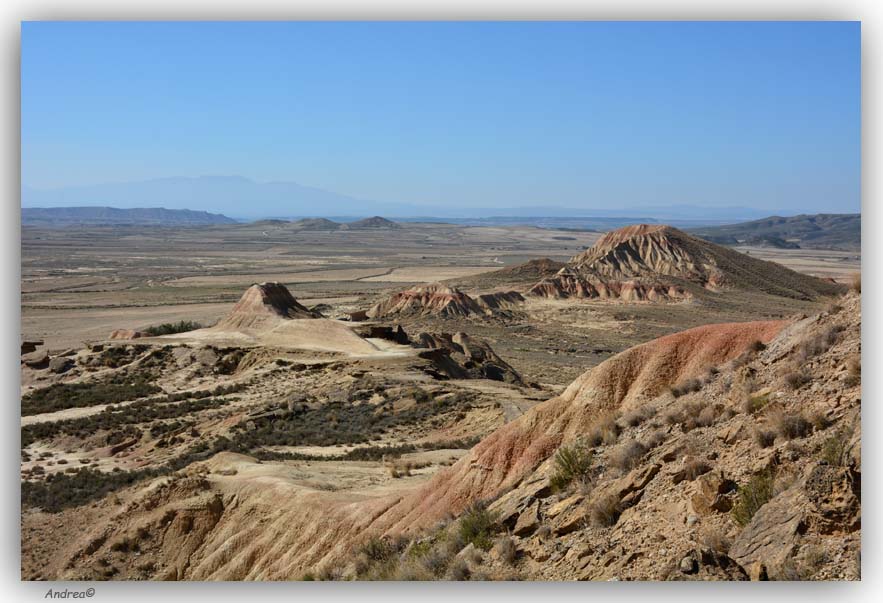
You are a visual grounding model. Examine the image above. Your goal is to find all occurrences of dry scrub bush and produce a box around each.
[850,272,861,293]
[809,411,831,431]
[699,526,732,555]
[494,536,518,565]
[683,458,711,481]
[754,429,776,448]
[587,413,620,446]
[550,441,593,492]
[747,340,767,353]
[670,378,702,398]
[622,405,657,427]
[796,326,843,363]
[643,429,667,450]
[782,369,811,390]
[448,558,471,581]
[770,410,813,440]
[825,302,843,315]
[610,440,647,473]
[664,409,683,426]
[844,356,861,387]
[590,492,623,527]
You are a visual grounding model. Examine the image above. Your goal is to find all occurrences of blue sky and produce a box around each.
[21,21,860,213]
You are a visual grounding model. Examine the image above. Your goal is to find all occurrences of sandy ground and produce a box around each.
[734,246,860,281]
[359,267,495,282]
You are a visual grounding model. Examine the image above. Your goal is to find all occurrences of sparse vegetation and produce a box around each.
[782,369,811,390]
[610,440,647,473]
[458,502,497,551]
[682,458,711,481]
[494,536,517,565]
[754,429,776,448]
[844,355,861,387]
[143,320,203,336]
[670,378,702,398]
[699,526,731,555]
[770,410,813,440]
[820,428,853,467]
[589,492,622,527]
[587,413,620,446]
[748,339,767,353]
[731,470,776,527]
[549,441,593,492]
[21,373,162,416]
[743,392,770,414]
[850,272,861,293]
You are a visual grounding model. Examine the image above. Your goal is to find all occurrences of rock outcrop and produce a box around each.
[415,331,526,385]
[109,329,148,340]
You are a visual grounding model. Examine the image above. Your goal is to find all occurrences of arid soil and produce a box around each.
[20,221,860,581]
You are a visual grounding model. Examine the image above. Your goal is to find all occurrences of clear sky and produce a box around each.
[21,21,861,213]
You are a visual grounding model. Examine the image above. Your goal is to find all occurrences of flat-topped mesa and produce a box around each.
[366,283,485,318]
[216,282,318,329]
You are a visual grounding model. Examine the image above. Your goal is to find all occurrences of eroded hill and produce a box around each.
[26,287,860,581]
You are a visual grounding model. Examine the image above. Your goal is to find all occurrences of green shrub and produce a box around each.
[458,502,497,551]
[143,321,203,336]
[743,392,769,414]
[21,374,162,416]
[820,429,852,467]
[731,470,776,527]
[549,442,593,492]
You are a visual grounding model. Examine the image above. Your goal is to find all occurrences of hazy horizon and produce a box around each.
[22,22,860,216]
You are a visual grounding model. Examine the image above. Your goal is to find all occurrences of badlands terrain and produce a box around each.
[20,219,861,581]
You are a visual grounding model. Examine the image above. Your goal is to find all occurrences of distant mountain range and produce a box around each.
[21,206,237,227]
[250,216,401,230]
[22,175,775,222]
[688,214,860,251]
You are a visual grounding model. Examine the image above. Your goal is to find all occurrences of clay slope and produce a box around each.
[59,294,861,580]
[62,319,786,580]
[474,290,525,312]
[378,319,788,531]
[539,224,844,301]
[530,267,691,301]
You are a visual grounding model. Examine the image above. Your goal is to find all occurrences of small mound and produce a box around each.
[367,283,484,318]
[290,218,341,231]
[346,216,400,229]
[216,282,318,330]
